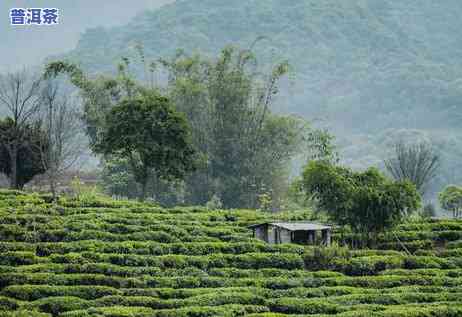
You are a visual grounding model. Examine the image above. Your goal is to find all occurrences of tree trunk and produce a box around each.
[49,171,57,200]
[9,147,18,189]
[141,179,148,201]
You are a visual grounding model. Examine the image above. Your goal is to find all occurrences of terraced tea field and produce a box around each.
[1,190,462,316]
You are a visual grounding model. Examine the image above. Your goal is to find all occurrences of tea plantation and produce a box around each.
[1,190,462,317]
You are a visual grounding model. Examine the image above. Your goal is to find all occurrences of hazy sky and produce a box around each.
[1,0,174,72]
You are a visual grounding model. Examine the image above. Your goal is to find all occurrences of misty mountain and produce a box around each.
[59,0,462,200]
[0,0,173,72]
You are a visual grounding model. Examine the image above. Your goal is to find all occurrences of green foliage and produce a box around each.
[99,157,139,199]
[0,191,462,316]
[422,203,437,219]
[160,46,305,208]
[304,244,351,271]
[69,177,106,203]
[44,61,136,150]
[46,44,330,209]
[302,161,421,239]
[305,129,339,164]
[439,185,462,218]
[0,118,48,189]
[24,297,91,315]
[56,0,462,201]
[0,296,19,310]
[99,157,185,206]
[44,60,197,203]
[205,194,223,210]
[257,193,272,212]
[95,91,196,199]
[0,311,51,317]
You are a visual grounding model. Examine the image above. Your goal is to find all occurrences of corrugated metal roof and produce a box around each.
[248,222,331,231]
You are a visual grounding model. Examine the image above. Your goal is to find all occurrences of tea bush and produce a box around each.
[1,190,462,316]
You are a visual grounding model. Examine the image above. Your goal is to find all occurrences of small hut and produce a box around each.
[248,222,332,246]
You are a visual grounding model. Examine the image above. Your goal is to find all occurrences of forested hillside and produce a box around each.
[59,0,462,200]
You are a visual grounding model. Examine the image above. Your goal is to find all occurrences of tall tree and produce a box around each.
[44,59,138,150]
[384,140,440,197]
[39,80,86,198]
[161,46,306,208]
[0,70,43,188]
[439,185,462,218]
[303,161,420,243]
[94,91,196,200]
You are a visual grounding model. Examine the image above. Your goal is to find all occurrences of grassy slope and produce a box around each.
[1,190,462,316]
[58,0,462,199]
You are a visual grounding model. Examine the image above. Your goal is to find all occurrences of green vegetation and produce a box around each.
[95,91,196,200]
[2,2,462,315]
[1,190,462,316]
[45,46,324,208]
[0,119,48,189]
[439,185,462,218]
[159,47,302,209]
[58,0,462,200]
[302,161,421,243]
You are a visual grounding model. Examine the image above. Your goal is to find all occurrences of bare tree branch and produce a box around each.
[38,79,86,197]
[384,140,440,196]
[0,69,43,188]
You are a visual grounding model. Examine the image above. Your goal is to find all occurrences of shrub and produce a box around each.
[404,256,456,270]
[0,312,52,317]
[2,285,120,301]
[183,291,266,306]
[24,297,91,315]
[0,296,19,310]
[304,244,351,271]
[269,297,343,314]
[94,296,172,310]
[0,252,45,266]
[152,304,269,317]
[60,306,155,317]
[341,256,405,276]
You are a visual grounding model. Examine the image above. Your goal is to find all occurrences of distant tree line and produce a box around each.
[2,42,458,238]
[43,45,326,208]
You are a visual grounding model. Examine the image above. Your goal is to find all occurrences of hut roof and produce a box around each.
[248,222,331,231]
